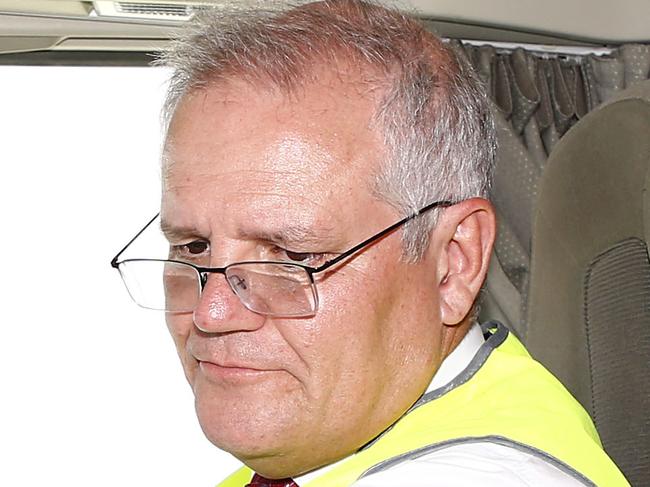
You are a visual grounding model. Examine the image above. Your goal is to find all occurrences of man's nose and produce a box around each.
[192,273,265,333]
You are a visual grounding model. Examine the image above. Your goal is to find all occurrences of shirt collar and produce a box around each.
[427,322,485,392]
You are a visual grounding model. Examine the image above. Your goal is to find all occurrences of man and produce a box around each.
[111,1,628,485]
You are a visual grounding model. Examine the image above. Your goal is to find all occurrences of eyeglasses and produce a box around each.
[110,200,452,318]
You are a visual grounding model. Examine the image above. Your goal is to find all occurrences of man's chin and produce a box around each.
[193,381,300,459]
[196,408,305,478]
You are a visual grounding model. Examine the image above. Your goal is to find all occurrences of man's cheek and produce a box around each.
[166,314,192,341]
[165,316,194,377]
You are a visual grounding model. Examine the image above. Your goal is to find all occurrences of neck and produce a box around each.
[439,318,473,362]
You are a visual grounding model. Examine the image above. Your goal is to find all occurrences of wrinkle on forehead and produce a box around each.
[161,73,388,247]
[161,74,383,170]
[162,132,365,224]
[162,171,348,246]
[164,132,347,189]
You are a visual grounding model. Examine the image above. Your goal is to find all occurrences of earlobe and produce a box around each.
[435,198,496,325]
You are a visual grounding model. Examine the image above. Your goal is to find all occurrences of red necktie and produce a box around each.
[245,473,299,487]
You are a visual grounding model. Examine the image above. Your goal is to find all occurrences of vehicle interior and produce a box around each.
[2,1,647,485]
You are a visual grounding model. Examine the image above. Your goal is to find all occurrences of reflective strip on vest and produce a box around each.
[217,323,629,487]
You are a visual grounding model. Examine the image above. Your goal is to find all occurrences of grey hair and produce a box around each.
[158,0,496,261]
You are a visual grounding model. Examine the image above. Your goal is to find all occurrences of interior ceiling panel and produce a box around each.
[0,0,648,61]
[407,0,650,44]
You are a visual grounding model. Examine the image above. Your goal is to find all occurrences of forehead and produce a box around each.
[162,75,387,230]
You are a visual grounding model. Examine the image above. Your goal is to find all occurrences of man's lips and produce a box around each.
[188,337,292,384]
[199,358,273,372]
[196,359,283,384]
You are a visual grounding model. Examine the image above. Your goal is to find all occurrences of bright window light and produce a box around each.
[0,65,239,487]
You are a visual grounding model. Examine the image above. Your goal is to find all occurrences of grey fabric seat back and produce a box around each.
[526,81,650,486]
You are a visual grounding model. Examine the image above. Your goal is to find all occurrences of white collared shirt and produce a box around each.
[296,324,585,486]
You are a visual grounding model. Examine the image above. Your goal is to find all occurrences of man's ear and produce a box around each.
[432,198,496,326]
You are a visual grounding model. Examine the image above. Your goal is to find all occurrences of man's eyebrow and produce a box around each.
[160,220,340,246]
[160,221,199,241]
[238,223,338,247]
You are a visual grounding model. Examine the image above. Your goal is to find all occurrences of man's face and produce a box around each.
[161,75,447,476]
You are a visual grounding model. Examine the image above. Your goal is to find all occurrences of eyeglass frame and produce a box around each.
[110,199,453,315]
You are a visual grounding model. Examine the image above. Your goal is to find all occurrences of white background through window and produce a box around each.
[0,66,239,487]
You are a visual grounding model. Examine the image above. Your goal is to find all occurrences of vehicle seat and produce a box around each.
[525,80,650,486]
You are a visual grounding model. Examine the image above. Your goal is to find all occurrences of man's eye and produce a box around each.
[285,250,312,262]
[174,241,209,255]
[274,247,326,265]
[187,241,208,254]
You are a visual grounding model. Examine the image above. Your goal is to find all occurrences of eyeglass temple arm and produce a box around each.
[312,200,452,273]
[110,213,160,268]
[110,200,452,270]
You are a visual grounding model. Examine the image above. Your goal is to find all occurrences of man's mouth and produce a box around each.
[197,359,282,384]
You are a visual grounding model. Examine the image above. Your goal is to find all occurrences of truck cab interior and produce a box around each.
[2,1,648,485]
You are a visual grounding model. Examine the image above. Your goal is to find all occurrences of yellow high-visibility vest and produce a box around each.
[217,323,629,486]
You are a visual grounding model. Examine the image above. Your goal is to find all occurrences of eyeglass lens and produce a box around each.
[119,260,318,317]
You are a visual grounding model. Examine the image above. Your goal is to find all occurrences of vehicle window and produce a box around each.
[0,65,239,486]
